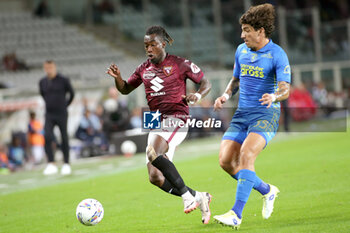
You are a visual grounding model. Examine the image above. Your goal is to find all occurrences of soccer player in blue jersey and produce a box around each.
[213,3,291,229]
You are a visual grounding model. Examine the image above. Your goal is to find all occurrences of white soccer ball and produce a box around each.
[76,198,104,226]
[120,140,137,156]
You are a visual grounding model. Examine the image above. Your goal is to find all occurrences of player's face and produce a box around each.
[241,24,263,50]
[43,62,57,78]
[144,34,166,64]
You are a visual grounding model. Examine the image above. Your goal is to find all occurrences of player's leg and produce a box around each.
[214,139,243,228]
[214,133,265,228]
[230,132,266,219]
[146,134,199,213]
[218,139,241,176]
[249,117,281,219]
[219,126,269,193]
[43,115,58,175]
[57,114,71,175]
[147,160,197,197]
[164,142,212,224]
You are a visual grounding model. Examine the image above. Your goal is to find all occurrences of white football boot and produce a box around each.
[262,184,280,219]
[61,163,72,175]
[196,192,212,224]
[43,163,58,175]
[182,191,199,214]
[214,210,242,229]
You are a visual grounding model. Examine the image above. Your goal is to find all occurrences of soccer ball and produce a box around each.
[76,198,104,226]
[120,140,137,156]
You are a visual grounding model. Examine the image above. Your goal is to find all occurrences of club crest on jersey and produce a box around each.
[190,63,200,74]
[163,66,173,76]
[250,53,258,62]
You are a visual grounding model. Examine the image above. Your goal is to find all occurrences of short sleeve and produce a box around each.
[183,60,204,84]
[127,64,143,88]
[233,47,241,79]
[274,49,291,83]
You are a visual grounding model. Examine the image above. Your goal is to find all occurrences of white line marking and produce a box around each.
[0,183,9,188]
[74,169,90,175]
[18,179,37,185]
[99,164,114,170]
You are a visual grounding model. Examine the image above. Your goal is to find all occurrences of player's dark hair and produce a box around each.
[239,3,275,38]
[44,60,55,64]
[146,25,174,45]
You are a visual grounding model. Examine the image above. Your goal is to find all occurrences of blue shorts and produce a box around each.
[222,108,280,146]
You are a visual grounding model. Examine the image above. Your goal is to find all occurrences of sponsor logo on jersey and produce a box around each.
[163,66,173,76]
[242,49,247,54]
[283,65,291,74]
[150,77,164,92]
[240,64,264,78]
[143,71,155,79]
[261,52,273,59]
[143,110,161,129]
[190,63,200,74]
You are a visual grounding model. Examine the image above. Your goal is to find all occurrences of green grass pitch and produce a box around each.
[0,130,349,233]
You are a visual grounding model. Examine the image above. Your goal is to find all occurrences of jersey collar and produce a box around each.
[150,53,169,67]
[247,39,273,53]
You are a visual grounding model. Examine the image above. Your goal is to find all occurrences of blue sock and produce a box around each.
[232,171,270,195]
[231,169,255,219]
[254,179,270,195]
[232,200,245,219]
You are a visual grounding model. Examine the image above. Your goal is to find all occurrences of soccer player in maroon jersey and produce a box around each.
[107,26,212,224]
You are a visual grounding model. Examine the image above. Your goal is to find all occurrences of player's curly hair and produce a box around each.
[239,3,276,38]
[146,25,174,45]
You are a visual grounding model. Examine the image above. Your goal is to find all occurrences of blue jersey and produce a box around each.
[233,40,291,109]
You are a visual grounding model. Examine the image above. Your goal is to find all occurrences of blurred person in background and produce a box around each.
[289,84,317,121]
[28,111,45,165]
[34,0,51,18]
[39,60,75,175]
[8,134,27,170]
[130,107,142,129]
[213,4,291,228]
[2,52,28,71]
[76,108,108,152]
[107,25,212,224]
[0,144,10,175]
[103,87,131,137]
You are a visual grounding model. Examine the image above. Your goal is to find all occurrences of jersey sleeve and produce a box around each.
[233,46,241,79]
[274,49,291,83]
[182,59,204,84]
[127,64,143,88]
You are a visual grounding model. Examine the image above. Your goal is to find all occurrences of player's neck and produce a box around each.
[155,52,167,65]
[254,38,270,51]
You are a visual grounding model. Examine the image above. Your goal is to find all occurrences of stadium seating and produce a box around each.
[0,11,141,90]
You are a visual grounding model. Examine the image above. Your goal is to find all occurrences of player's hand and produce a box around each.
[182,93,200,105]
[106,64,121,79]
[259,93,276,108]
[214,96,227,111]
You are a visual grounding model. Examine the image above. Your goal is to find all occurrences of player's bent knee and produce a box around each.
[219,159,235,173]
[148,171,163,186]
[239,149,257,167]
[146,145,158,162]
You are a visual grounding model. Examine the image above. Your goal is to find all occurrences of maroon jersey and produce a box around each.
[128,54,204,117]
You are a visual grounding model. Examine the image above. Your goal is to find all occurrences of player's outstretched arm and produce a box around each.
[182,77,211,104]
[106,64,136,95]
[259,81,290,108]
[214,77,239,111]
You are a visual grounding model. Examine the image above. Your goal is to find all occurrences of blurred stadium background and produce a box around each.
[0,0,349,169]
